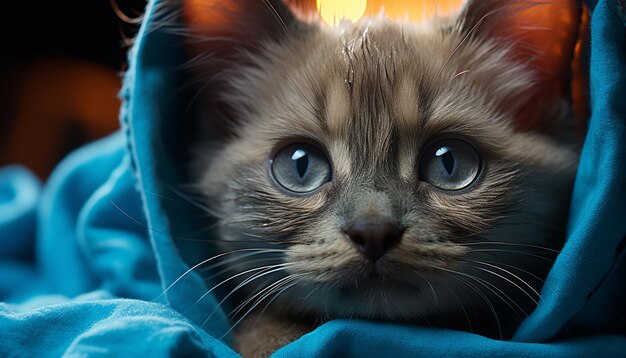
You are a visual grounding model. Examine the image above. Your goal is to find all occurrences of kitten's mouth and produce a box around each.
[342,271,417,294]
[328,272,426,319]
[358,274,387,290]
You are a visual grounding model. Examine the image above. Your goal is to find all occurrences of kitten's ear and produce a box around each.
[182,0,303,67]
[457,0,582,131]
[180,0,306,138]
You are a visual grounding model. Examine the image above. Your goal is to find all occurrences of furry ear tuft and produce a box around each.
[182,0,303,69]
[458,0,582,131]
[179,0,305,139]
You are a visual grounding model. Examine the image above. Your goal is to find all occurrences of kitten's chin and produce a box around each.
[338,274,416,297]
[285,274,437,321]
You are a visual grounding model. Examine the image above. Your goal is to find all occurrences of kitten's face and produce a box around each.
[188,0,579,337]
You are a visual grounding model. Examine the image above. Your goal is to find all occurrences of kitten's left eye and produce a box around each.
[271,143,331,193]
[419,139,481,191]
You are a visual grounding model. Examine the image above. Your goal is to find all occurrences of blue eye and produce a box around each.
[419,139,481,190]
[271,143,331,193]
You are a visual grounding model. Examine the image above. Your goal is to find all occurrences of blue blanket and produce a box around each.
[1,0,625,356]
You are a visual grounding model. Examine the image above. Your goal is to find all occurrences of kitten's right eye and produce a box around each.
[419,139,481,191]
[271,143,331,193]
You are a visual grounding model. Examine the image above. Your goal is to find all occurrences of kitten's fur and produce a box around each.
[176,0,581,356]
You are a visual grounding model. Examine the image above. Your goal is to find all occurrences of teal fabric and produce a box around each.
[1,0,625,356]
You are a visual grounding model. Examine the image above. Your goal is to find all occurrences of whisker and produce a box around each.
[111,200,263,243]
[468,249,555,263]
[438,8,498,80]
[452,293,474,334]
[482,260,546,283]
[124,205,303,246]
[157,248,286,300]
[454,268,527,320]
[451,69,472,80]
[261,0,293,42]
[463,259,541,301]
[135,185,185,202]
[462,241,560,254]
[169,186,220,217]
[417,273,439,307]
[461,262,539,308]
[221,276,300,339]
[199,264,292,328]
[252,280,300,327]
[197,251,283,279]
[230,274,299,319]
[437,269,503,340]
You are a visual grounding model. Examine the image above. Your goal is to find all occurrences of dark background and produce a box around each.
[0,0,146,178]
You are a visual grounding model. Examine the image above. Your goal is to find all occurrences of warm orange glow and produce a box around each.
[314,0,464,25]
[365,0,463,22]
[513,1,579,93]
[3,58,120,178]
[316,0,367,25]
[507,0,581,130]
[571,4,589,136]
[183,0,239,30]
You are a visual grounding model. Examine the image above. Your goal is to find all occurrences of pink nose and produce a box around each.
[345,219,403,262]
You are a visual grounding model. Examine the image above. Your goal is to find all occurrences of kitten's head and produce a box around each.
[184,0,581,337]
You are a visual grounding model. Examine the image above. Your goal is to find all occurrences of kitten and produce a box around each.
[177,0,582,356]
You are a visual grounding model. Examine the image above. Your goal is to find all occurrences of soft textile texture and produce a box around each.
[1,0,625,356]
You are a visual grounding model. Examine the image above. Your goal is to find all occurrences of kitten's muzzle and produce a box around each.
[345,218,404,262]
